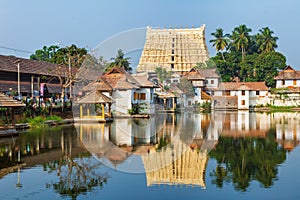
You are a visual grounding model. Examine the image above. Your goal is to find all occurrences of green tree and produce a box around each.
[210,28,230,61]
[30,45,59,62]
[253,51,286,87]
[54,44,87,68]
[155,67,172,91]
[230,25,252,62]
[108,49,131,72]
[209,129,286,192]
[256,27,278,53]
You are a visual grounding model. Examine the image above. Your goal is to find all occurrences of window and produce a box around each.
[223,91,230,96]
[256,91,260,96]
[242,90,245,96]
[171,56,174,61]
[171,64,174,69]
[241,100,245,105]
[172,49,174,54]
[294,80,297,85]
[134,92,138,100]
[140,93,146,100]
[211,80,214,84]
[282,80,285,85]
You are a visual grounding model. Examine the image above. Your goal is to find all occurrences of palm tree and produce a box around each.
[230,25,252,62]
[256,27,278,53]
[109,49,131,72]
[209,28,230,61]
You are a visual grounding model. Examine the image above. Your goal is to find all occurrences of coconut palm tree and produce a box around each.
[210,28,230,61]
[109,49,131,72]
[256,27,278,53]
[230,25,252,62]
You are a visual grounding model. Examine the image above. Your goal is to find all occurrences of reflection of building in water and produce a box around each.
[272,112,300,151]
[222,111,271,137]
[142,139,208,188]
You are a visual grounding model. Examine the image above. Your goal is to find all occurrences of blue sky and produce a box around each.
[0,0,299,68]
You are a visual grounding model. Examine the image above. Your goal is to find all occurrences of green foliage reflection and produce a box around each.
[209,129,286,192]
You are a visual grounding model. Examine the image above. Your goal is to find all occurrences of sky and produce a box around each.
[0,0,300,69]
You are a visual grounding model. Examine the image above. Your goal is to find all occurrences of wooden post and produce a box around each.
[101,103,105,119]
[172,97,176,110]
[11,108,16,128]
[87,105,90,116]
[79,104,83,118]
[163,99,166,109]
[108,103,111,117]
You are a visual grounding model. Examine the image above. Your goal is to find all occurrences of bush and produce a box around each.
[46,115,63,122]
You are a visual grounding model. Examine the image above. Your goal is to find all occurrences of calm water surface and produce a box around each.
[0,111,300,200]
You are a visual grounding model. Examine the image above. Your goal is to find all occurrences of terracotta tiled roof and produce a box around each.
[185,68,205,80]
[198,68,220,78]
[212,82,268,91]
[75,90,113,104]
[82,78,113,91]
[274,66,300,80]
[132,73,157,88]
[0,55,70,77]
[0,93,25,107]
[102,66,141,89]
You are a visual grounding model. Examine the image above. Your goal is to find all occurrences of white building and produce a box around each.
[82,67,157,117]
[211,82,269,109]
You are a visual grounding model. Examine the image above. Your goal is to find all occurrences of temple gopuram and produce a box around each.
[137,25,210,72]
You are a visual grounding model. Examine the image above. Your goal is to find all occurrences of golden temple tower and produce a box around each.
[137,25,210,72]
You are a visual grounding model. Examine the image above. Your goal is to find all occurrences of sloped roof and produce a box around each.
[132,73,157,88]
[0,93,25,107]
[102,66,141,89]
[75,90,113,104]
[212,82,268,91]
[0,55,69,77]
[185,68,205,80]
[198,68,220,78]
[82,78,113,91]
[274,66,300,80]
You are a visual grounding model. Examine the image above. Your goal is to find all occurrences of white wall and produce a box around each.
[112,89,132,116]
[237,90,249,109]
[205,78,219,88]
[276,79,300,88]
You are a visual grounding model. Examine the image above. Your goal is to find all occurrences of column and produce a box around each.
[172,98,176,110]
[79,104,83,118]
[108,103,111,117]
[101,103,105,119]
[87,105,90,117]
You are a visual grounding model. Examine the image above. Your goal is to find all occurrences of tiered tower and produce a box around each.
[137,25,210,72]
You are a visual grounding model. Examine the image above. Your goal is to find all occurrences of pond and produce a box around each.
[0,111,300,200]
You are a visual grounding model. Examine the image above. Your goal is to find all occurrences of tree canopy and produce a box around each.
[209,25,286,87]
[107,49,131,72]
[30,44,88,68]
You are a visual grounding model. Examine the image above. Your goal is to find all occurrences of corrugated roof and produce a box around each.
[0,93,25,107]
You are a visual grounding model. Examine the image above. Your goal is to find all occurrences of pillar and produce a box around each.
[108,103,111,117]
[172,97,176,110]
[87,105,90,116]
[163,99,167,109]
[101,103,105,119]
[11,108,16,128]
[79,104,83,118]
